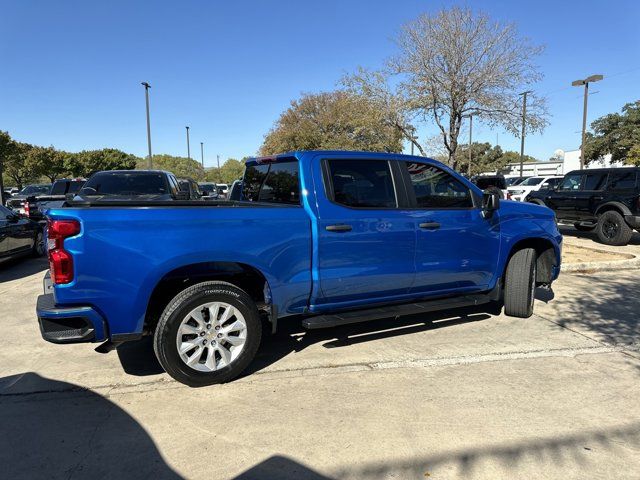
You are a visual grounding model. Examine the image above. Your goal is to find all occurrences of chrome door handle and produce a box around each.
[326,224,352,232]
[419,222,441,230]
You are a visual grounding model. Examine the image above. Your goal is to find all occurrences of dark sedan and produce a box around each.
[0,206,44,264]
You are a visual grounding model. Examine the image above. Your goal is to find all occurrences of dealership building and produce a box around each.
[500,149,621,177]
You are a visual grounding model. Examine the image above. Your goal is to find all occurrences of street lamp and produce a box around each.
[200,142,204,168]
[572,74,604,169]
[462,111,479,177]
[185,126,191,160]
[141,82,153,169]
[518,90,533,178]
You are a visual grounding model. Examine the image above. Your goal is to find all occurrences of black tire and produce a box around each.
[153,281,262,387]
[504,248,537,318]
[573,223,595,232]
[31,231,45,257]
[595,210,633,246]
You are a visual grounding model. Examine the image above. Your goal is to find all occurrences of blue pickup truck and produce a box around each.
[36,151,562,386]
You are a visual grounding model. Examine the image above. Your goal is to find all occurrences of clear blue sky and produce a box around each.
[1,0,639,166]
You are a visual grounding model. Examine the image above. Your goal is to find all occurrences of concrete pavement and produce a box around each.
[1,232,639,479]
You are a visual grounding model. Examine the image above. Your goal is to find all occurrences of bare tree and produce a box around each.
[344,7,548,169]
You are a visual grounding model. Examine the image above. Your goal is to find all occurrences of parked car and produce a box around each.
[471,174,510,199]
[23,178,86,223]
[198,182,220,200]
[36,151,561,386]
[507,176,563,202]
[178,178,203,200]
[6,184,52,212]
[75,170,188,201]
[505,176,530,187]
[527,167,640,245]
[0,205,44,264]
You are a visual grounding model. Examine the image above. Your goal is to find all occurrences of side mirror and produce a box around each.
[174,190,189,201]
[482,191,500,217]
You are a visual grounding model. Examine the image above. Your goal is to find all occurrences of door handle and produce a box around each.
[325,224,352,232]
[419,222,441,230]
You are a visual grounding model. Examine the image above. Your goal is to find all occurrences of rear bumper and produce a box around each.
[625,215,640,230]
[36,293,108,344]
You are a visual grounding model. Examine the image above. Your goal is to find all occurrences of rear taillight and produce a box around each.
[24,201,30,217]
[506,192,513,200]
[47,219,81,284]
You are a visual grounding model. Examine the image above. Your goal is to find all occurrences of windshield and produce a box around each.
[20,185,51,195]
[520,177,545,186]
[79,172,168,196]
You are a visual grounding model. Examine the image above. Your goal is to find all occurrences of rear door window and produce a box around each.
[326,159,396,208]
[583,172,608,191]
[243,161,300,205]
[608,171,637,190]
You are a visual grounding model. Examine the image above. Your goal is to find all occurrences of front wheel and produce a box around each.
[504,248,537,318]
[154,281,262,387]
[32,231,45,257]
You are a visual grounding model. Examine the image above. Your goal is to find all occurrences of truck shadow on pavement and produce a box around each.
[0,256,48,283]
[559,225,640,245]
[0,372,182,479]
[3,373,638,480]
[115,304,500,378]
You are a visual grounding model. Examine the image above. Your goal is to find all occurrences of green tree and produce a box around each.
[141,154,205,180]
[4,142,38,188]
[69,148,139,177]
[583,100,640,165]
[260,91,403,155]
[496,150,539,165]
[25,146,69,182]
[344,6,548,170]
[456,143,507,176]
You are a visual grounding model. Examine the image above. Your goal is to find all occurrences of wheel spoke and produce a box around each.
[190,309,206,327]
[223,319,246,334]
[180,338,201,354]
[208,303,220,323]
[217,345,231,366]
[180,323,199,335]
[219,306,235,324]
[225,335,245,346]
[186,346,203,365]
[204,345,217,371]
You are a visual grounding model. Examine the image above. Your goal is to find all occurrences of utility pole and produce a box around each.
[216,154,220,182]
[185,126,191,160]
[572,74,604,169]
[462,112,475,176]
[200,142,204,168]
[141,82,153,169]
[519,91,533,178]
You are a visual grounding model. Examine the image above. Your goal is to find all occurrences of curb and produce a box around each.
[562,244,640,273]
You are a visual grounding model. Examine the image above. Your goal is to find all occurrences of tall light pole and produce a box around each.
[141,82,153,169]
[462,112,477,177]
[216,154,220,182]
[572,74,604,169]
[518,90,533,178]
[185,126,191,160]
[200,142,204,168]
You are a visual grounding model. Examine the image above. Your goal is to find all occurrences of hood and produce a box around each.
[499,197,554,220]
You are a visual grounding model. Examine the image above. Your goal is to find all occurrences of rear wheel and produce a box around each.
[595,211,633,246]
[504,248,537,318]
[154,281,262,387]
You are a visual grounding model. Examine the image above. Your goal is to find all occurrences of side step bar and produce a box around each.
[302,294,492,330]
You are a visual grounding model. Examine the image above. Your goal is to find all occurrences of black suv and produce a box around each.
[526,167,640,246]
